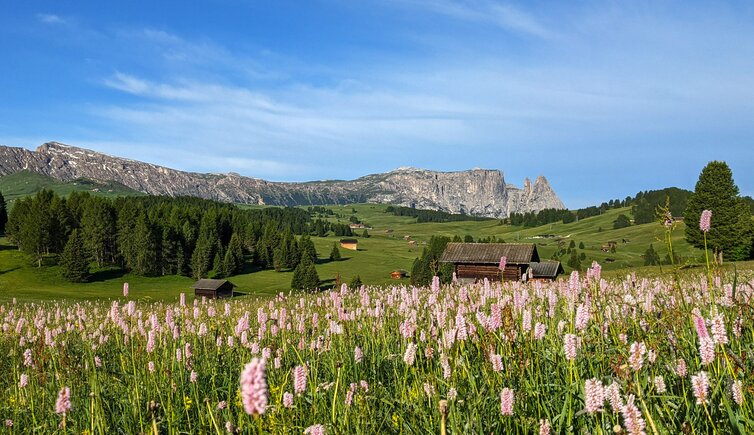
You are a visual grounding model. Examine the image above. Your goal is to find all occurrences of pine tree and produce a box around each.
[329,242,341,261]
[132,214,159,276]
[644,244,660,266]
[567,249,581,271]
[362,229,370,238]
[223,233,244,276]
[578,242,585,249]
[685,161,754,261]
[0,191,7,235]
[273,246,284,272]
[61,229,90,282]
[298,235,318,263]
[349,275,362,288]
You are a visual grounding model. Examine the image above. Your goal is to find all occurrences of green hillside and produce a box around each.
[0,202,719,303]
[0,171,144,204]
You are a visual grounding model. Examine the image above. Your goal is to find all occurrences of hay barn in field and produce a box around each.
[528,261,564,282]
[440,243,552,282]
[191,279,235,299]
[339,238,358,251]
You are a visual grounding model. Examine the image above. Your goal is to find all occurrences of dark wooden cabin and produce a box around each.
[440,243,540,282]
[528,261,564,282]
[191,279,235,299]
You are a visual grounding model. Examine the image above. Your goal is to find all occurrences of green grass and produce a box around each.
[0,202,719,303]
[0,171,144,205]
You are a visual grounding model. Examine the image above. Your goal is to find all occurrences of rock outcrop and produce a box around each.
[0,142,565,217]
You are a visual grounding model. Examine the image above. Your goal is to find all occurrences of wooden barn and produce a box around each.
[191,279,235,299]
[528,261,564,282]
[340,238,358,251]
[440,243,540,282]
[391,270,408,280]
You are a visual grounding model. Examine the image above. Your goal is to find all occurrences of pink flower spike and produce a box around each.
[240,358,268,416]
[55,387,71,415]
[498,256,507,271]
[699,210,712,233]
[500,388,514,416]
[123,282,129,297]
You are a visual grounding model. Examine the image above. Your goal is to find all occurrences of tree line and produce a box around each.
[385,205,493,223]
[5,191,322,283]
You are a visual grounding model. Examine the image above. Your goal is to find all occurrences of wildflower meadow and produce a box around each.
[1,265,752,433]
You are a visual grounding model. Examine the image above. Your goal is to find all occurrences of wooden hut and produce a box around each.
[440,243,540,282]
[391,270,408,280]
[528,261,564,282]
[340,238,358,251]
[191,279,235,299]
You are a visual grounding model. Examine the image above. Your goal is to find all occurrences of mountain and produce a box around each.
[0,142,565,217]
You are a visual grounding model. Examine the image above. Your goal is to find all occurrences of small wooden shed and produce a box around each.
[191,279,235,299]
[391,270,408,279]
[439,243,540,282]
[340,238,358,251]
[528,261,564,282]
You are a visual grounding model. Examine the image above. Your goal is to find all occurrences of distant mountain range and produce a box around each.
[0,142,565,217]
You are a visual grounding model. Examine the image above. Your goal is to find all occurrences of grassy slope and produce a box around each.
[0,202,718,303]
[0,171,144,204]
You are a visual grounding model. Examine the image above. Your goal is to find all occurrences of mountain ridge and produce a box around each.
[0,142,565,217]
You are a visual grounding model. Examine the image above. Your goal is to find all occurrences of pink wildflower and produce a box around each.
[699,336,715,365]
[711,313,728,345]
[676,358,687,377]
[123,282,129,297]
[575,304,589,331]
[628,342,646,371]
[23,348,32,367]
[293,365,307,395]
[217,401,227,410]
[498,256,507,271]
[584,378,604,413]
[653,376,666,394]
[148,361,155,373]
[354,346,363,363]
[699,210,712,233]
[240,358,268,416]
[606,382,623,412]
[539,419,551,435]
[621,394,646,435]
[691,371,710,405]
[534,322,546,340]
[283,392,294,408]
[563,333,578,361]
[190,370,198,383]
[55,386,71,415]
[304,424,325,435]
[404,342,417,366]
[447,388,457,401]
[500,388,514,416]
[731,380,743,406]
[19,374,28,389]
[490,353,503,372]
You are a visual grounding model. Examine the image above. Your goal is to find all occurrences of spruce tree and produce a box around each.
[349,275,362,288]
[644,244,660,266]
[61,229,90,282]
[298,235,318,263]
[223,233,244,276]
[567,249,581,271]
[0,191,7,235]
[329,242,341,261]
[684,161,754,261]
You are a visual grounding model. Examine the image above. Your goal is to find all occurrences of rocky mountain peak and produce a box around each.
[0,142,566,217]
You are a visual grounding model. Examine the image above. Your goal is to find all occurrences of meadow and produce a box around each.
[0,265,751,433]
[0,201,710,303]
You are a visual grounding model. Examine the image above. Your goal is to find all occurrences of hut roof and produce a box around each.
[340,238,358,244]
[191,279,235,290]
[529,261,563,278]
[440,243,539,264]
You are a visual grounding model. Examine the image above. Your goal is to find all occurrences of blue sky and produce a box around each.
[2,1,753,208]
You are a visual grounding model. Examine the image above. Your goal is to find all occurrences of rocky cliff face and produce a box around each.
[0,142,565,217]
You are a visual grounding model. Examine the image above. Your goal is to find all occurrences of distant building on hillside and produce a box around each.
[528,261,564,282]
[191,279,235,299]
[340,238,358,251]
[391,270,408,280]
[440,243,550,283]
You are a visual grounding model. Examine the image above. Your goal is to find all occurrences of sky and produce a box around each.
[1,0,753,208]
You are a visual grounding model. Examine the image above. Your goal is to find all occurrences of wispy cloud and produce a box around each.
[394,0,553,38]
[37,14,65,25]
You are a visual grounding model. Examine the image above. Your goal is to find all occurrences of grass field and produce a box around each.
[0,171,143,204]
[0,201,723,303]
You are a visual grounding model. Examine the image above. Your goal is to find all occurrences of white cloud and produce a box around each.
[37,14,65,25]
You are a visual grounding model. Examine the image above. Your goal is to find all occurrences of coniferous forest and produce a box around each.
[5,190,323,282]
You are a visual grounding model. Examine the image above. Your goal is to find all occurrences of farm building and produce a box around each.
[528,261,564,282]
[340,238,359,251]
[191,279,235,299]
[391,270,408,279]
[440,243,542,282]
